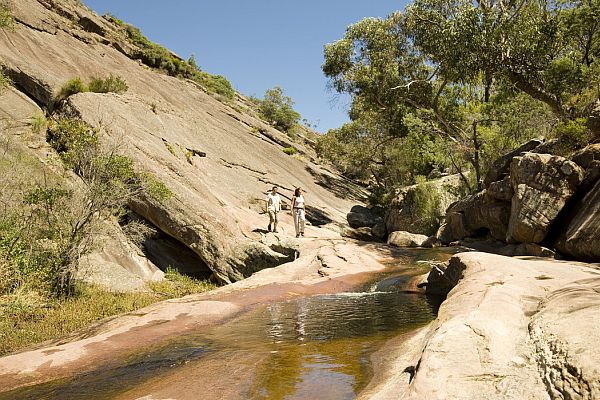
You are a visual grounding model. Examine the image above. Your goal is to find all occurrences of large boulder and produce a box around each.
[387,231,429,248]
[483,139,542,187]
[346,205,382,228]
[385,174,465,236]
[436,191,511,244]
[571,143,600,169]
[555,179,600,260]
[507,153,584,243]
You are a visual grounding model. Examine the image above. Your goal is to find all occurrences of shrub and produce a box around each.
[411,176,444,236]
[88,75,128,94]
[102,13,123,26]
[0,4,14,29]
[56,77,88,101]
[282,146,298,155]
[30,113,48,134]
[258,87,301,131]
[0,70,11,93]
[552,118,590,149]
[197,72,235,99]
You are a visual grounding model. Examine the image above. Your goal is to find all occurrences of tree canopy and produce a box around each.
[318,0,598,198]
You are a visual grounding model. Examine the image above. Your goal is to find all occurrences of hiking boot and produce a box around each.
[273,229,278,233]
[296,234,300,238]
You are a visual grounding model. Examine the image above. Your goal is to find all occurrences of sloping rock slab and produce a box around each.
[359,252,600,400]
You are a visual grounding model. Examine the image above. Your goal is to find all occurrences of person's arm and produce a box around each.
[291,196,296,210]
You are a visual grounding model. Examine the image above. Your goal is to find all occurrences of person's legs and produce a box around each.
[299,209,305,236]
[293,209,300,237]
[268,211,275,232]
[273,211,279,232]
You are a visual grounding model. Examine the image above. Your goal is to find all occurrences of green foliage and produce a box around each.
[0,4,15,29]
[0,70,11,93]
[321,2,598,196]
[47,117,99,169]
[257,87,301,131]
[552,117,591,149]
[88,75,128,94]
[102,12,123,26]
[139,172,173,202]
[411,176,444,236]
[197,72,235,99]
[56,77,88,100]
[58,76,128,101]
[30,113,48,134]
[282,146,298,155]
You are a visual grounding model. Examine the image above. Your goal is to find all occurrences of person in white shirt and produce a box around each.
[266,186,282,233]
[291,187,306,237]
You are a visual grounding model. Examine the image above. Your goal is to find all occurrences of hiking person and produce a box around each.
[291,187,306,237]
[266,186,282,233]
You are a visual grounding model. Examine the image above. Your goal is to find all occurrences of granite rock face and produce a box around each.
[436,190,511,244]
[0,0,368,285]
[347,205,382,229]
[507,153,584,243]
[555,179,600,260]
[483,139,543,186]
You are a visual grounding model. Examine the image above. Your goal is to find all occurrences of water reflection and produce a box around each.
[1,249,455,400]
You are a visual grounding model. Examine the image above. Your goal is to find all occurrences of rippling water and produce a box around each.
[1,248,455,400]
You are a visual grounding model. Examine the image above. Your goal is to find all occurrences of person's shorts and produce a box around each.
[268,210,278,223]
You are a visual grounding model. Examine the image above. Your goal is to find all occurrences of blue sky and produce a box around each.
[82,1,406,133]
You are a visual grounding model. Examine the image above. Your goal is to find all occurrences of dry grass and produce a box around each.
[0,270,216,356]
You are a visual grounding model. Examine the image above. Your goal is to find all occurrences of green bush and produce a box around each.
[0,71,11,93]
[0,4,14,29]
[552,118,590,149]
[56,77,88,101]
[30,113,48,134]
[282,146,298,155]
[258,87,301,131]
[47,118,99,168]
[102,13,124,26]
[197,72,235,99]
[411,176,444,236]
[88,75,128,94]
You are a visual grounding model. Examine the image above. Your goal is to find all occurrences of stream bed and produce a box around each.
[1,248,456,400]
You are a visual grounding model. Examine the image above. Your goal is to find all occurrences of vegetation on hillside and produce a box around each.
[0,3,14,29]
[102,14,235,100]
[0,112,187,354]
[253,86,302,132]
[319,0,599,203]
[56,75,128,101]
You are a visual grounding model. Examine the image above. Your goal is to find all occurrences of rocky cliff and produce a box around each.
[0,0,367,286]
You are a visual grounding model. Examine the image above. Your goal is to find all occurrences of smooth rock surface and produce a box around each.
[387,231,429,248]
[360,252,600,400]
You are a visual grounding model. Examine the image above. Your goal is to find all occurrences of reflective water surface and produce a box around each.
[1,248,455,400]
